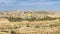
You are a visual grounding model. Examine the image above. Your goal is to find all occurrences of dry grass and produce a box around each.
[0,18,60,34]
[0,32,9,34]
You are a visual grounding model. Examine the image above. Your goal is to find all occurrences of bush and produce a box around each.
[11,31,16,34]
[35,25,40,28]
[26,24,30,27]
[37,16,56,21]
[45,16,56,20]
[7,17,23,22]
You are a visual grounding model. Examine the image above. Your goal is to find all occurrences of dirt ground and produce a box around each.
[0,18,60,34]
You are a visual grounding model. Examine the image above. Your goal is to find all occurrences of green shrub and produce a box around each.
[7,17,23,22]
[35,25,40,28]
[26,24,30,27]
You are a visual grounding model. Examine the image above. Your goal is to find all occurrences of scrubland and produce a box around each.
[0,10,60,34]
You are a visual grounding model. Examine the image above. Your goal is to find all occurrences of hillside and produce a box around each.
[0,10,60,18]
[0,10,60,34]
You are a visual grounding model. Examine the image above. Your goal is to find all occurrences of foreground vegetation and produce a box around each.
[0,21,60,34]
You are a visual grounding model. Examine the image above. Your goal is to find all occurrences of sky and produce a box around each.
[0,0,60,11]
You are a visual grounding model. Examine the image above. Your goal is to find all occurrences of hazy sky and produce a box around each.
[0,0,60,11]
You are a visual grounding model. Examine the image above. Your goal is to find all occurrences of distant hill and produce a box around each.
[0,10,60,19]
